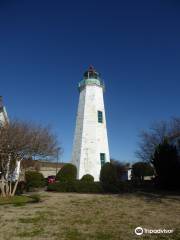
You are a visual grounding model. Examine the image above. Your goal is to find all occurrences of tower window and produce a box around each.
[98,111,103,123]
[100,153,106,166]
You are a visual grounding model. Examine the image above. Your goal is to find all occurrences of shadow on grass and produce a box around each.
[133,189,180,203]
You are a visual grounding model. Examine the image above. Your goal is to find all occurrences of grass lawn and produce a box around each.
[0,191,179,240]
[0,195,39,206]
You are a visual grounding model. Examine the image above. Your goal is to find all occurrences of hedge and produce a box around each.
[47,180,103,193]
[47,180,133,194]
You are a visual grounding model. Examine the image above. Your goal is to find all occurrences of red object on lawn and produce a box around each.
[48,176,56,184]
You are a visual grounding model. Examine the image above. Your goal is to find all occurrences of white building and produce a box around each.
[72,66,110,181]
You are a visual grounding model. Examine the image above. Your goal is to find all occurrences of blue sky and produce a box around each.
[0,0,180,163]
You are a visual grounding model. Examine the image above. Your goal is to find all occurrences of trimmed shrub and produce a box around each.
[47,181,76,192]
[47,180,132,194]
[56,164,77,182]
[100,162,118,185]
[25,171,45,191]
[81,174,94,183]
[100,163,133,193]
[100,162,118,192]
[47,180,103,193]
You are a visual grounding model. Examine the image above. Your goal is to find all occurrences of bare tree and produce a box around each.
[0,120,60,197]
[136,117,180,162]
[21,158,41,172]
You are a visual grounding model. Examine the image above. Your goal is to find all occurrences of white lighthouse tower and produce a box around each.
[72,66,110,181]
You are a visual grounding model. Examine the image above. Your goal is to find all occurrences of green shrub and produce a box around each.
[47,181,75,192]
[100,163,134,193]
[47,180,103,193]
[56,164,77,182]
[100,162,118,185]
[81,174,94,183]
[47,179,132,194]
[25,171,45,191]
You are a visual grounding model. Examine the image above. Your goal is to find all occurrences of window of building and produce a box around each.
[100,153,106,166]
[98,111,103,123]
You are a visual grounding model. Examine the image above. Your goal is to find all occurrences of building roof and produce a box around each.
[21,159,65,169]
[39,161,65,168]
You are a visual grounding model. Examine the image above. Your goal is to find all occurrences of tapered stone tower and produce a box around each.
[0,96,9,126]
[72,66,110,181]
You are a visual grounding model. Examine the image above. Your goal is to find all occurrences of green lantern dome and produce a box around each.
[78,65,105,92]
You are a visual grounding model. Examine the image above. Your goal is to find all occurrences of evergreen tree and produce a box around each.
[132,162,154,181]
[152,139,180,189]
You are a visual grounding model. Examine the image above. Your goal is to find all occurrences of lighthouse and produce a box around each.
[72,66,110,181]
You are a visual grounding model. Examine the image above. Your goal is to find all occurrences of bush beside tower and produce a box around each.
[56,163,77,182]
[47,162,132,193]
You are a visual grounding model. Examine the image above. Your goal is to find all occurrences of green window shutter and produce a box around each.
[98,111,103,123]
[100,153,106,166]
